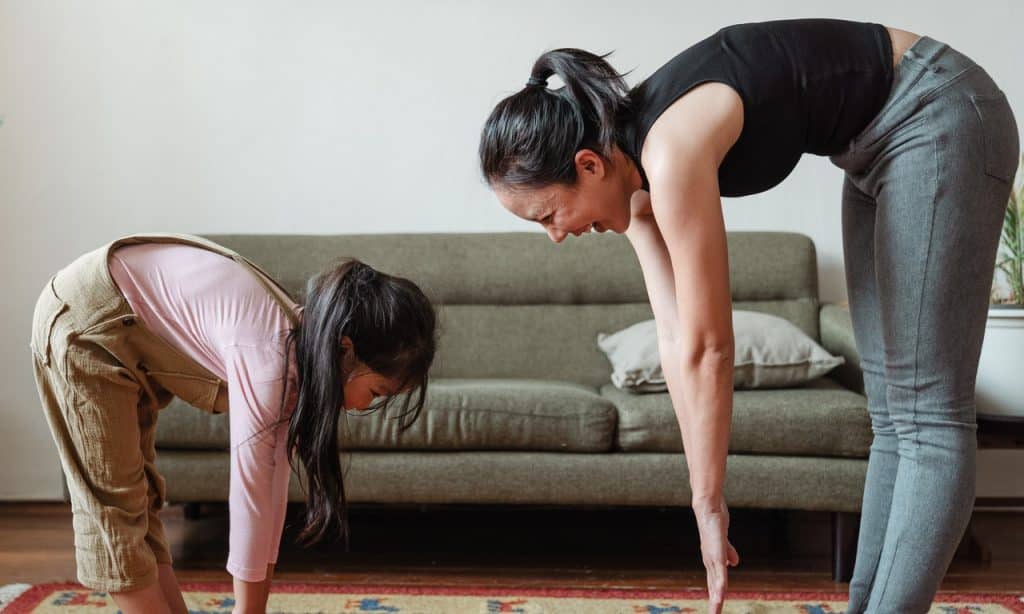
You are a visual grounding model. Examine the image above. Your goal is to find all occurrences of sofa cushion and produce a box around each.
[156,378,618,453]
[596,312,844,392]
[603,377,871,458]
[156,450,868,512]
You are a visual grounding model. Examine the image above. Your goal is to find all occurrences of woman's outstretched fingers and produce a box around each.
[706,558,728,613]
[694,499,736,612]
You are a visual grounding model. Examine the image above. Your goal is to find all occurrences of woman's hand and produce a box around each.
[693,494,741,613]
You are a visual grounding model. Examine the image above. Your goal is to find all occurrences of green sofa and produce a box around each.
[152,231,869,581]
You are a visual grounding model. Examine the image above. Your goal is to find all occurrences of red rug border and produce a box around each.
[6,581,1024,613]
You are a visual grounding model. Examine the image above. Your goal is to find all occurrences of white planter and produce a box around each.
[976,306,1024,421]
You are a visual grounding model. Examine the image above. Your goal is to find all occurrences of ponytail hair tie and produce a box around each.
[526,75,548,88]
[356,263,377,283]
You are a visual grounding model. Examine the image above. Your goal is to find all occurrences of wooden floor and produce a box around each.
[1,503,1022,594]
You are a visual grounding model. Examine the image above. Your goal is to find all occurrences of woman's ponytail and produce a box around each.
[530,49,630,159]
[480,48,631,188]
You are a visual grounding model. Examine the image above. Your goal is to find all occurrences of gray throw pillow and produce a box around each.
[596,310,845,393]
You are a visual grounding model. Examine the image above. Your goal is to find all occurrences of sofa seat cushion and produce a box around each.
[603,377,871,458]
[156,378,618,453]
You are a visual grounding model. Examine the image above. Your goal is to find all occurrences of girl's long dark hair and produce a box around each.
[281,258,436,547]
[479,48,632,188]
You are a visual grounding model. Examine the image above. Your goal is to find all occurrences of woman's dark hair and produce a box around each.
[479,48,632,189]
[280,259,437,547]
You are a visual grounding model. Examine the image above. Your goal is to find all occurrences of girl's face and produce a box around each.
[340,336,403,412]
[494,147,642,243]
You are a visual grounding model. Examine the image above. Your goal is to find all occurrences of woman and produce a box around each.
[479,18,1018,614]
[29,232,437,614]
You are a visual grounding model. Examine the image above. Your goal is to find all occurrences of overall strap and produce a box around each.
[227,254,302,328]
[107,232,303,328]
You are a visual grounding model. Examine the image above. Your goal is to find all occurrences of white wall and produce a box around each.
[2,0,1021,499]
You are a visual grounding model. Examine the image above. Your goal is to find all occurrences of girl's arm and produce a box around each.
[223,344,294,610]
[233,419,291,614]
[232,565,273,614]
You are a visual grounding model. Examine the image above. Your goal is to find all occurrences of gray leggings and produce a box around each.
[829,35,1019,613]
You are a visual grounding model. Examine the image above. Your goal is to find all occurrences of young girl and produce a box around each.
[29,232,437,614]
[479,19,1017,614]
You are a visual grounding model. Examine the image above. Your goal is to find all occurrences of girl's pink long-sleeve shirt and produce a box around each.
[108,243,301,583]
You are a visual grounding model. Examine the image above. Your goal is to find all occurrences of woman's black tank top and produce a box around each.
[621,18,894,197]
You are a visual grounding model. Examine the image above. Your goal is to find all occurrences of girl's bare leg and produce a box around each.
[110,580,173,614]
[157,563,189,614]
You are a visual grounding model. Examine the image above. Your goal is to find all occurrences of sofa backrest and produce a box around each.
[203,232,819,388]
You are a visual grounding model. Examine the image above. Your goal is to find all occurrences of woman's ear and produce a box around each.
[574,148,606,178]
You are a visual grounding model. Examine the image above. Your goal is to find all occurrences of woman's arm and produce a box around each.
[627,155,738,613]
[624,193,682,342]
[628,81,744,612]
[634,83,741,609]
[624,189,734,508]
[634,80,743,505]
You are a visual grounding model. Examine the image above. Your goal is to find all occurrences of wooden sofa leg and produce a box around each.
[831,511,859,583]
[183,502,202,520]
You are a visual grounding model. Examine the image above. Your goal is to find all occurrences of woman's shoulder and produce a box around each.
[641,82,744,176]
[628,27,726,103]
[625,28,744,169]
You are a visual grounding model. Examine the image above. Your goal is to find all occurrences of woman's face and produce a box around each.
[494,147,641,243]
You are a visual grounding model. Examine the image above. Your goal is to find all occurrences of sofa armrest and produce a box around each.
[819,302,864,396]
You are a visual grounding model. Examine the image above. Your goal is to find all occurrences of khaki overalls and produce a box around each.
[29,233,301,592]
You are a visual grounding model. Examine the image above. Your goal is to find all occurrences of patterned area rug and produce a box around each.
[3,583,1023,613]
